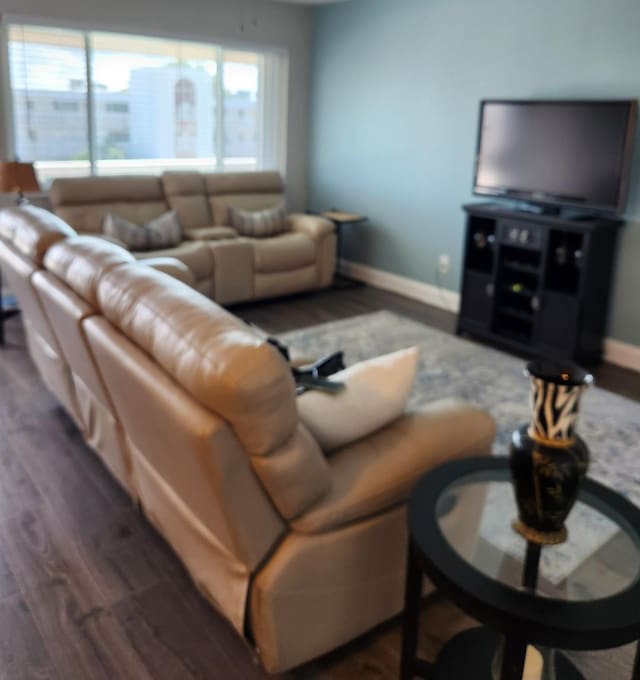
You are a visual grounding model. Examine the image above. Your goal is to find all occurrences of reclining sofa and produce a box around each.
[49,171,336,305]
[0,204,496,673]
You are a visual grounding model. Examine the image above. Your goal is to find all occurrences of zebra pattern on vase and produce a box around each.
[528,377,587,444]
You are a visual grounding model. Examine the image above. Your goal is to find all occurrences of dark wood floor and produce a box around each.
[0,284,638,680]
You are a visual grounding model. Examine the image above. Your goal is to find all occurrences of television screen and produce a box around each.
[473,100,637,214]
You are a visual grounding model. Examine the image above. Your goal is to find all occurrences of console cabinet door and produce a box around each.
[534,292,579,358]
[460,272,494,328]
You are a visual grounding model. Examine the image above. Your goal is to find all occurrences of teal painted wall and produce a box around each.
[309,0,640,346]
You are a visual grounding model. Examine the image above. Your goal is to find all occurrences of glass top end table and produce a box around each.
[400,457,640,680]
[437,467,640,603]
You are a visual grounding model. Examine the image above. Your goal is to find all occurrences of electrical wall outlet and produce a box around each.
[439,254,451,275]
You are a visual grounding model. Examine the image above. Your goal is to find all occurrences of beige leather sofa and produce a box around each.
[49,171,336,305]
[0,205,496,673]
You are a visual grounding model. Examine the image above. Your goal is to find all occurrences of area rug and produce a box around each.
[279,310,640,586]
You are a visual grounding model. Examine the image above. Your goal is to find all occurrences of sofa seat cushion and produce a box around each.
[253,233,316,273]
[133,241,213,282]
[291,401,496,534]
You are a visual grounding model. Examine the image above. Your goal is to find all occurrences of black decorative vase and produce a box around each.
[509,359,593,545]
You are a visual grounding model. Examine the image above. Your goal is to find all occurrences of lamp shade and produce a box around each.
[0,162,40,194]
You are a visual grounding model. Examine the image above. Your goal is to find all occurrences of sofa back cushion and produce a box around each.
[205,171,285,226]
[95,262,298,456]
[0,206,81,423]
[44,235,135,309]
[0,205,76,346]
[92,262,331,525]
[0,238,58,351]
[33,268,113,414]
[0,205,76,264]
[82,312,285,631]
[50,176,169,234]
[162,172,212,230]
[31,267,135,492]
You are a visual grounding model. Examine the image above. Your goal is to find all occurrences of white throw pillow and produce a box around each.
[297,346,419,452]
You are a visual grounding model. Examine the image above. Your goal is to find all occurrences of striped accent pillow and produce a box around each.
[103,213,148,251]
[146,211,183,249]
[103,211,182,251]
[228,203,289,238]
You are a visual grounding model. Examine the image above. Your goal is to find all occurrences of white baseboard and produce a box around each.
[603,338,640,373]
[340,259,461,313]
[340,258,640,374]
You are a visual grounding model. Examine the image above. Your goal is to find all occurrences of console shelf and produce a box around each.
[502,260,541,275]
[457,203,622,365]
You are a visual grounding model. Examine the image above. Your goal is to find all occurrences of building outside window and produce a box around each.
[105,102,128,113]
[6,24,288,185]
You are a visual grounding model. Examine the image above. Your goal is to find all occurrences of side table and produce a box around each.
[400,456,640,680]
[320,210,368,288]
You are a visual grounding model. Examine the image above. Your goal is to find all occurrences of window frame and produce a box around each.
[1,15,289,180]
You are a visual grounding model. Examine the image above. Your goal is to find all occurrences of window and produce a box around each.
[104,132,130,144]
[7,24,288,185]
[8,25,91,175]
[52,101,80,111]
[105,102,128,113]
[223,51,260,163]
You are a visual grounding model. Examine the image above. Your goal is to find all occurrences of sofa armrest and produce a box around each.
[183,226,238,241]
[288,213,335,241]
[143,256,195,287]
[291,399,496,535]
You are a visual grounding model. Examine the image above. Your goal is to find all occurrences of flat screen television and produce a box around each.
[473,100,637,215]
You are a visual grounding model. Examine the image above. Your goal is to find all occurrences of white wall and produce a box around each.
[0,0,312,209]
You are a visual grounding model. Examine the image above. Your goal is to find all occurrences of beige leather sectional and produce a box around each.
[0,205,496,673]
[49,171,337,304]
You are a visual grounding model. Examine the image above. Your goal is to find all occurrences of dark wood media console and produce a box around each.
[457,202,622,365]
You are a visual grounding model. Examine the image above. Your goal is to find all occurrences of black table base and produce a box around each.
[401,534,640,680]
[432,627,584,680]
[400,542,428,679]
